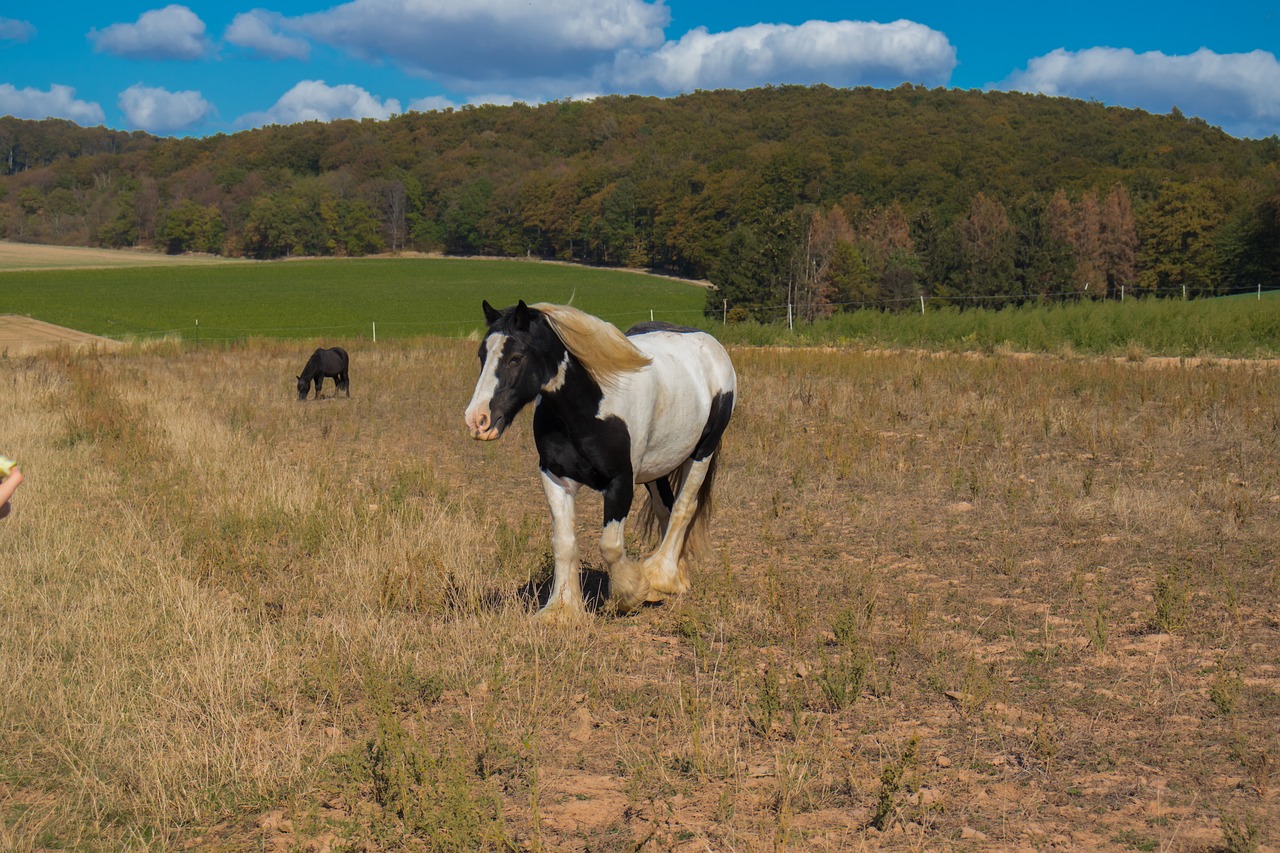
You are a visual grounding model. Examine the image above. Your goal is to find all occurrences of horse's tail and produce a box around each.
[637,448,721,565]
[683,450,719,565]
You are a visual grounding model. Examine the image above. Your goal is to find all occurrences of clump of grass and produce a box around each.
[1153,566,1192,633]
[868,737,919,832]
[749,666,782,738]
[1210,669,1245,716]
[1220,811,1263,853]
[820,600,875,711]
[358,673,510,849]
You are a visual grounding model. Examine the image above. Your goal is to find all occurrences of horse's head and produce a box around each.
[296,374,309,400]
[464,300,565,440]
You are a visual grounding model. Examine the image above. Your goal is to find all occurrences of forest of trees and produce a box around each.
[2,85,1278,319]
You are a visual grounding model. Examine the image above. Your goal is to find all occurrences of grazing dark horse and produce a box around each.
[465,301,736,618]
[297,347,349,400]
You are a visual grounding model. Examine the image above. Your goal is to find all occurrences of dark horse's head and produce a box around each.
[464,300,566,441]
[296,373,310,401]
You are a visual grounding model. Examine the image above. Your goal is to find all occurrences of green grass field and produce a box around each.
[3,247,1278,357]
[716,295,1280,358]
[0,257,711,342]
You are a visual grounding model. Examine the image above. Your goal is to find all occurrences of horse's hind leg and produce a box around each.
[642,457,711,597]
[643,391,732,597]
[339,372,350,397]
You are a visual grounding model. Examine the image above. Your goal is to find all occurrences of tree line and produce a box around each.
[2,85,1278,318]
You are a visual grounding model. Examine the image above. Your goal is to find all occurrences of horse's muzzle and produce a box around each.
[465,410,504,441]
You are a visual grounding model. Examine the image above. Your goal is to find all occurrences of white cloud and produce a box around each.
[406,93,522,112]
[407,95,460,113]
[1000,47,1280,139]
[225,10,310,61]
[0,83,105,125]
[235,80,401,128]
[89,5,211,61]
[0,17,35,43]
[284,0,668,86]
[612,19,956,93]
[119,84,214,133]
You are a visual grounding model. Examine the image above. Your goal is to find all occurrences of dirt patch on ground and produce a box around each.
[0,315,123,355]
[0,240,242,271]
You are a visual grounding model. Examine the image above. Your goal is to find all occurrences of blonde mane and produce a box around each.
[532,303,652,387]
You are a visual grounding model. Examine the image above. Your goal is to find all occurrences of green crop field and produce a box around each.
[3,245,1278,357]
[0,257,711,342]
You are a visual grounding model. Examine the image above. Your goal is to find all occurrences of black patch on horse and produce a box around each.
[625,321,704,336]
[297,346,350,400]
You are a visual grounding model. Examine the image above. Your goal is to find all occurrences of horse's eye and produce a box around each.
[508,352,524,365]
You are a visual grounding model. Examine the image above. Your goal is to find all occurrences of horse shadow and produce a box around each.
[516,562,613,614]
[467,555,666,617]
[499,558,664,616]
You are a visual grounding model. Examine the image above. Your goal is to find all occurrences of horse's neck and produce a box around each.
[539,357,605,424]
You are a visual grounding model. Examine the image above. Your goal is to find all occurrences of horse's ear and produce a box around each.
[513,299,530,331]
[482,300,500,325]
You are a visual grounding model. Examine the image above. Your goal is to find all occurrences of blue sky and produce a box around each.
[1,1,1277,139]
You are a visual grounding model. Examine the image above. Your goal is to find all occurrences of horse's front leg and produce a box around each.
[537,471,585,621]
[601,477,648,613]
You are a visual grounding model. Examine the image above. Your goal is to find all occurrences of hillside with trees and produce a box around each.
[2,85,1278,319]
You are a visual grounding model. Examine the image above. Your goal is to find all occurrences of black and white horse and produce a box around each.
[465,300,736,618]
[297,346,350,400]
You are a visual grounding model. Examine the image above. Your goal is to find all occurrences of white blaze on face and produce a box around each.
[464,333,507,440]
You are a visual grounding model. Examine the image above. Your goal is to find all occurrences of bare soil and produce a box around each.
[0,314,122,355]
[0,240,241,271]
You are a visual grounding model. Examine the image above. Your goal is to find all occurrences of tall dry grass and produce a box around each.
[1,340,1278,850]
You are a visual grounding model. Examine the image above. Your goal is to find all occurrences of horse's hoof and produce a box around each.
[610,587,651,614]
[535,601,587,623]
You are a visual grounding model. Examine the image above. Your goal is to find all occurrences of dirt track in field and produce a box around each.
[0,315,123,355]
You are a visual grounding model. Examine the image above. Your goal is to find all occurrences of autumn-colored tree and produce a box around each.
[954,192,1016,300]
[1069,191,1104,295]
[794,206,853,319]
[1101,184,1138,298]
[857,200,917,303]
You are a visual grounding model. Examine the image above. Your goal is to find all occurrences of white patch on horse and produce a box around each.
[599,330,726,481]
[464,333,507,439]
[541,353,570,394]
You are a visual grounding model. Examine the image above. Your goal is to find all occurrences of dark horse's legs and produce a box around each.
[338,371,350,396]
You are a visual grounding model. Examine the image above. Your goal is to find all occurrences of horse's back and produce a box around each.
[629,328,735,396]
[318,346,349,374]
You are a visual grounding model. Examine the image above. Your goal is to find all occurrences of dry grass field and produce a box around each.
[2,339,1278,852]
[0,241,247,271]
